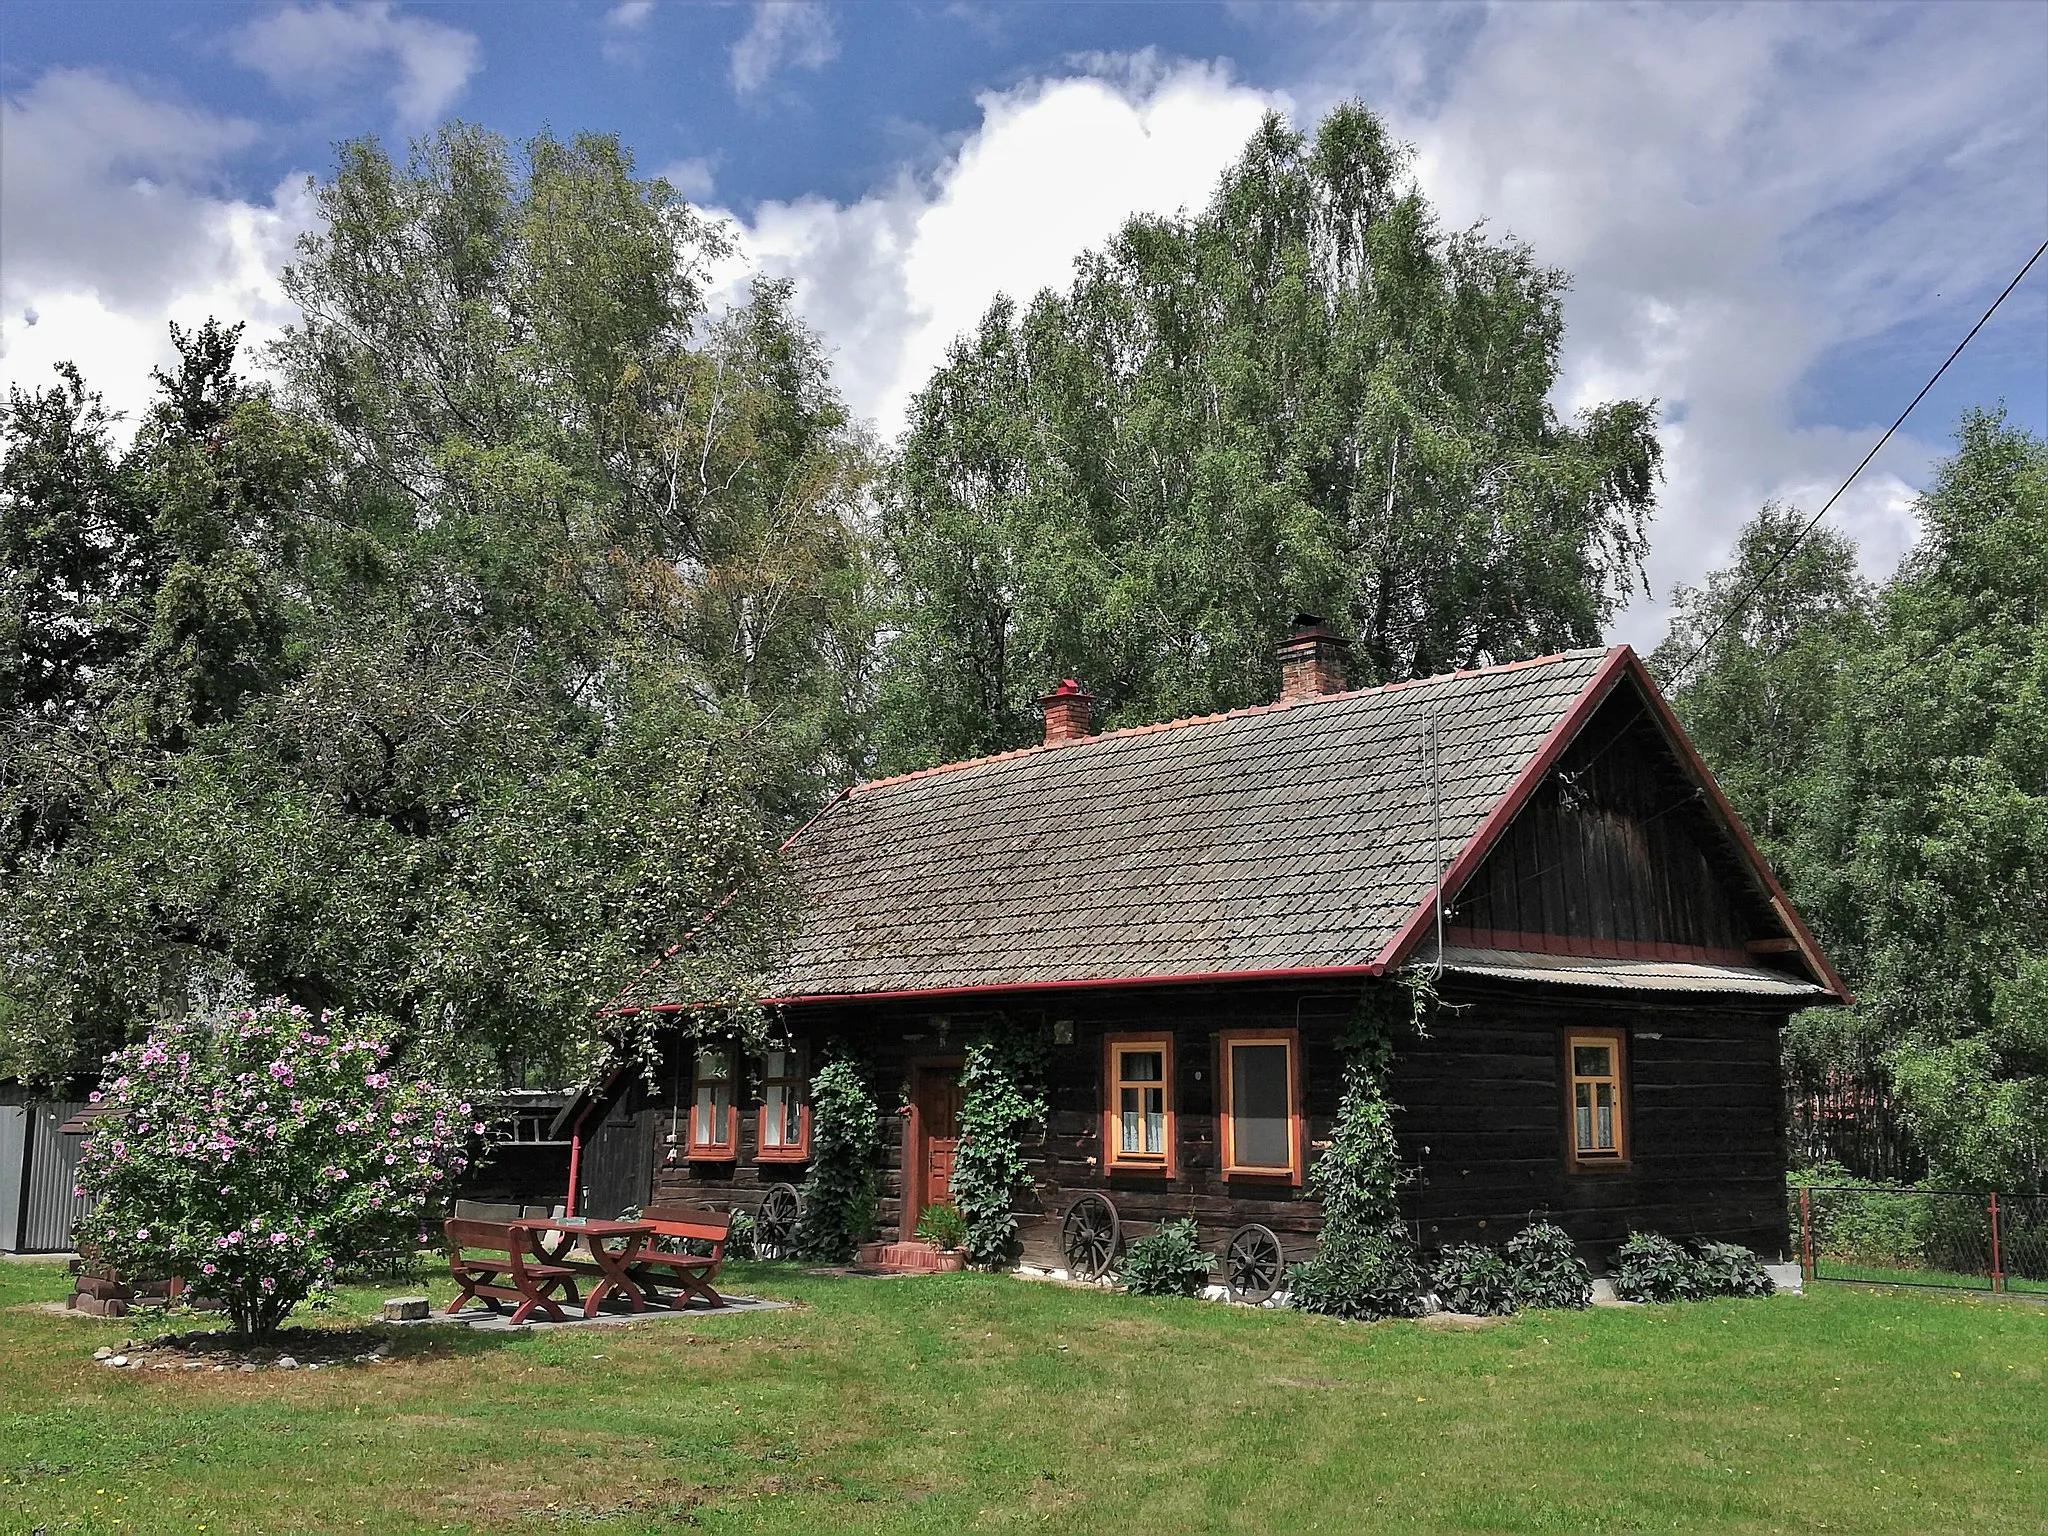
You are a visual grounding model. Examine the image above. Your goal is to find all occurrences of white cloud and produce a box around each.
[607,0,655,28]
[0,70,312,429]
[730,2,838,96]
[229,2,479,129]
[657,156,717,202]
[1267,1,2047,642]
[718,59,1279,434]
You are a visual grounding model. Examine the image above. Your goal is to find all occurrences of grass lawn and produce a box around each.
[1,1260,2042,1535]
[1813,1259,2048,1294]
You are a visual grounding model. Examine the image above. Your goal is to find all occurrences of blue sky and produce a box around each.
[4,1,2045,644]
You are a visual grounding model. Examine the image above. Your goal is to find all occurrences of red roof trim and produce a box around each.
[754,962,1387,1008]
[847,647,1602,797]
[1374,645,1850,1004]
[620,963,1385,1010]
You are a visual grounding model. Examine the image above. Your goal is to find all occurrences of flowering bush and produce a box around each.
[76,1000,477,1338]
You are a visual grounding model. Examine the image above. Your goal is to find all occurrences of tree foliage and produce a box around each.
[875,102,1660,769]
[2,125,876,1089]
[1660,410,2048,1191]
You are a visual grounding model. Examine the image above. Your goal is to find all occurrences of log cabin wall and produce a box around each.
[1448,691,1775,960]
[633,973,1793,1268]
[1398,976,1792,1259]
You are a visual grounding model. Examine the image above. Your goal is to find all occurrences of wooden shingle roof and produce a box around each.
[752,647,1617,1001]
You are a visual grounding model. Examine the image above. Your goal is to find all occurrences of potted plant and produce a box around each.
[913,1203,970,1271]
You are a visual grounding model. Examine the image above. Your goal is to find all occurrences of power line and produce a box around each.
[1667,235,2048,684]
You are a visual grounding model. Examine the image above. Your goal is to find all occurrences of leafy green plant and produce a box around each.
[914,1203,968,1251]
[1789,1166,1928,1267]
[795,1059,881,1263]
[1504,1220,1593,1309]
[1119,1219,1211,1298]
[1285,987,1427,1320]
[1430,1243,1519,1316]
[949,1024,1048,1268]
[1610,1232,1706,1304]
[724,1209,757,1261]
[75,1000,474,1339]
[1286,1220,1428,1321]
[1695,1241,1775,1298]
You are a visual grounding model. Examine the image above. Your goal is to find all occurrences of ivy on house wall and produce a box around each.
[950,1018,1050,1268]
[1286,980,1427,1318]
[795,1057,883,1263]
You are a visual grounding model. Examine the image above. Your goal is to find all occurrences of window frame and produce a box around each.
[1102,1032,1176,1177]
[1561,1028,1630,1172]
[753,1044,811,1164]
[687,1041,739,1160]
[1216,1028,1305,1184]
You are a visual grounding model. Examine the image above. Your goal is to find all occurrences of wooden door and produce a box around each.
[911,1067,963,1219]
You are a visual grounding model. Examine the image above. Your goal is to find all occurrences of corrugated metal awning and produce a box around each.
[1438,946,1828,998]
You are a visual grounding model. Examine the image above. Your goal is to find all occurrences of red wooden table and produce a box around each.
[524,1218,661,1318]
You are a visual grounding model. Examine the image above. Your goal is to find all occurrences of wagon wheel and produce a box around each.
[754,1183,803,1260]
[1060,1193,1121,1281]
[1223,1223,1285,1305]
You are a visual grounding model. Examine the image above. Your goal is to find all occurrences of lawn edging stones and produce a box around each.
[89,1327,395,1373]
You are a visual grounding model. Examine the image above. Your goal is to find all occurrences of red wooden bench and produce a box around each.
[444,1219,582,1325]
[626,1206,732,1310]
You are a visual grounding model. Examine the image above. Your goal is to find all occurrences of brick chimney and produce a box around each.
[1039,678,1093,746]
[1276,615,1350,703]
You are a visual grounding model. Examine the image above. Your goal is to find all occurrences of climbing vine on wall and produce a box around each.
[795,1057,883,1263]
[950,1018,1050,1268]
[1286,980,1427,1318]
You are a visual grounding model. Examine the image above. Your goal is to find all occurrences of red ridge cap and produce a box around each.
[847,647,1605,798]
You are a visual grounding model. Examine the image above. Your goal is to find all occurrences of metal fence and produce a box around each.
[1795,1185,2047,1294]
[0,1102,93,1253]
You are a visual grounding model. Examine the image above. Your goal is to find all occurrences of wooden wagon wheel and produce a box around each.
[754,1182,803,1259]
[1060,1193,1121,1281]
[1223,1223,1285,1304]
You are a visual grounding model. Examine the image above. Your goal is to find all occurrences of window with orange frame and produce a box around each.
[687,1042,738,1159]
[754,1046,810,1162]
[1217,1029,1303,1183]
[1103,1034,1175,1176]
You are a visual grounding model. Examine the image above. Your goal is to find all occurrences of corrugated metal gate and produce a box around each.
[1,1102,92,1252]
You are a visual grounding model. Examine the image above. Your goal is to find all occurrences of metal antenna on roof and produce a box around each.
[1430,708,1445,980]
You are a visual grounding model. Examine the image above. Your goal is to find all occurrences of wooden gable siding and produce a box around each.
[1447,690,1771,960]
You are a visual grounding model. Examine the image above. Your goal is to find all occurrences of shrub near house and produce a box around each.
[77,1001,475,1338]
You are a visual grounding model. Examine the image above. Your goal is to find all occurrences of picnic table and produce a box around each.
[526,1218,661,1317]
[444,1210,732,1323]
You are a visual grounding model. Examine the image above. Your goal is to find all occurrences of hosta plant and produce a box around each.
[76,1000,476,1338]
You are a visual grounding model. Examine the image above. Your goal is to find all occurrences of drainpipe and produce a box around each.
[562,1068,624,1217]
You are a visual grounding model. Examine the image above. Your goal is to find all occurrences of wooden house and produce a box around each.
[576,623,1846,1285]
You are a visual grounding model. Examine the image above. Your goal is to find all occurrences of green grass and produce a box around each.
[1814,1259,2048,1294]
[1,1260,2042,1535]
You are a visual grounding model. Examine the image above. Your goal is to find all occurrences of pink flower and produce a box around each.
[260,1277,275,1291]
[365,1072,389,1089]
[136,1228,150,1240]
[202,1263,216,1275]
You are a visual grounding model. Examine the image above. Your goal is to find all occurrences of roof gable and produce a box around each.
[613,645,1845,1011]
[761,648,1615,1001]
